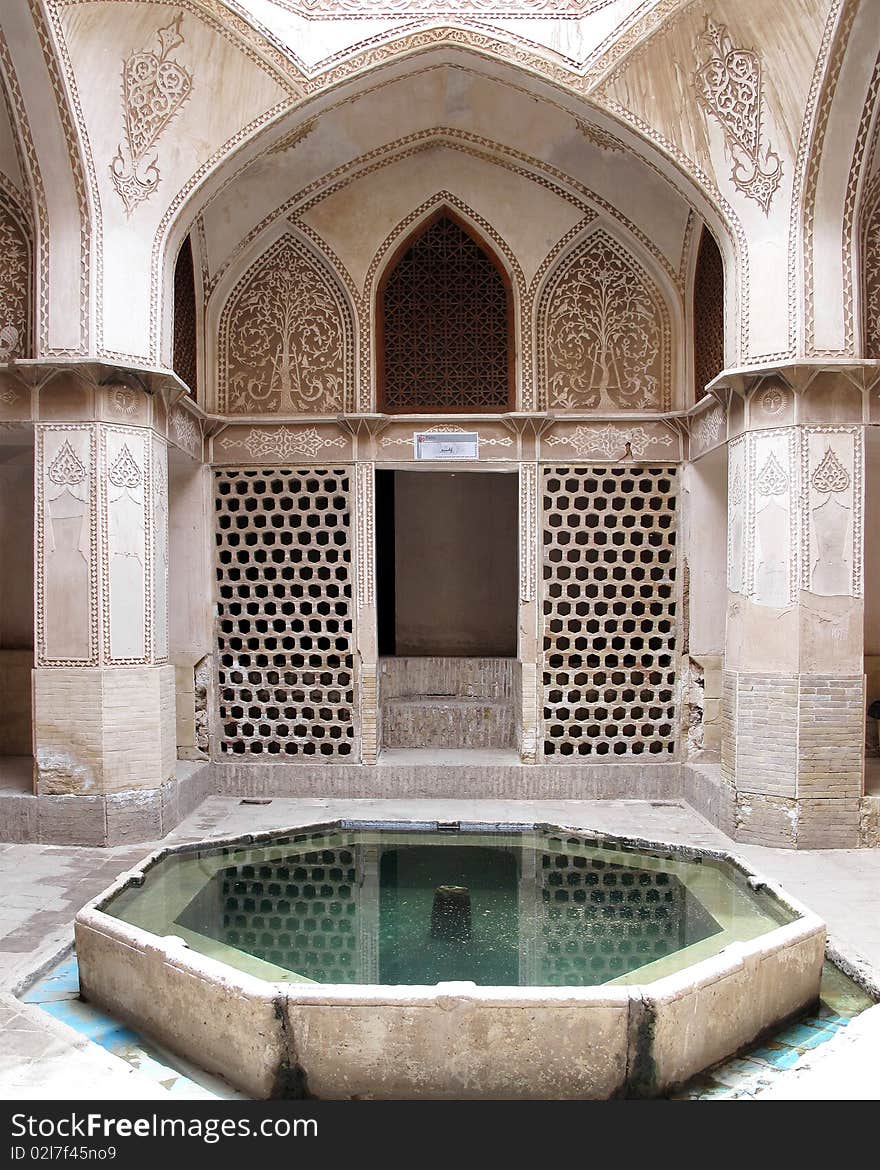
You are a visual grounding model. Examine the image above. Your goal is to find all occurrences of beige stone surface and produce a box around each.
[34,666,176,795]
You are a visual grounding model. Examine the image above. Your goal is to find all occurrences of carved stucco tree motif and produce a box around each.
[0,196,30,361]
[219,236,352,415]
[539,231,668,411]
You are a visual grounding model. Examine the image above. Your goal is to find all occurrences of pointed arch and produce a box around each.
[374,201,517,413]
[692,225,725,400]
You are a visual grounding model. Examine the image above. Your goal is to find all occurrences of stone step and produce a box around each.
[382,695,516,750]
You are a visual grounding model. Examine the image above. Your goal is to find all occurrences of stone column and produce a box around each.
[33,378,175,836]
[721,371,867,847]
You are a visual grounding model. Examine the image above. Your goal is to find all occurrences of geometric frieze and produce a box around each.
[541,465,678,759]
[543,422,678,462]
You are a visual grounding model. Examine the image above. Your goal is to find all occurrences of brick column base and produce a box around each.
[721,670,863,848]
[33,665,176,795]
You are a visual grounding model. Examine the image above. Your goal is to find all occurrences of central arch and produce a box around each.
[376,206,515,413]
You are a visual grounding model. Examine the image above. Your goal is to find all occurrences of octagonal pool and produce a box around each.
[75,821,825,1099]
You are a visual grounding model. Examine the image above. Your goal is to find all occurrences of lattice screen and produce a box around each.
[214,469,355,757]
[173,235,197,396]
[542,466,677,758]
[693,226,724,400]
[534,840,710,986]
[215,845,360,981]
[379,214,511,412]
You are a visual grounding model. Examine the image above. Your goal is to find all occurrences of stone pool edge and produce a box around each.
[73,820,827,1100]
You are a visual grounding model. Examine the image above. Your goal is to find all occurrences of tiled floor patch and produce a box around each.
[22,955,245,1099]
[673,961,875,1099]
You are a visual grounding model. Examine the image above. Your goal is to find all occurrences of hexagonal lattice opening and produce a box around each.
[542,467,677,757]
[214,469,355,758]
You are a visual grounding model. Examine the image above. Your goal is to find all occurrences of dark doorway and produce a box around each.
[375,470,518,657]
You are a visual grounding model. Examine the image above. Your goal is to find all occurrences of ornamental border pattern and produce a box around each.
[267,1,622,20]
[834,45,880,358]
[519,461,537,603]
[355,461,375,609]
[802,0,871,357]
[793,0,849,361]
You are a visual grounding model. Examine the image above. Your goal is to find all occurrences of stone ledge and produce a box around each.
[0,762,212,846]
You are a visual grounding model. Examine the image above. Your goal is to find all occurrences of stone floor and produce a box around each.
[1,795,879,1099]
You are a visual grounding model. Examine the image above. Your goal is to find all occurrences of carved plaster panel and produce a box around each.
[727,434,746,596]
[214,423,351,463]
[747,428,798,608]
[690,402,725,457]
[693,19,782,214]
[169,401,202,459]
[101,427,151,663]
[538,230,670,411]
[0,193,30,361]
[110,14,193,215]
[218,234,354,415]
[542,421,678,462]
[801,426,863,599]
[36,425,97,666]
[376,421,515,460]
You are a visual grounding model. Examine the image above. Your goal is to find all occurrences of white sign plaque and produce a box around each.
[414,431,479,460]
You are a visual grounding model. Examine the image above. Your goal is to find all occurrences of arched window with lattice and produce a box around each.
[378,210,514,413]
[173,234,197,396]
[693,226,724,400]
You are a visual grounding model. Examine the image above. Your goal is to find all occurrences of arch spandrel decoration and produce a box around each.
[0,192,31,362]
[537,229,671,412]
[218,233,354,415]
[378,209,514,413]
